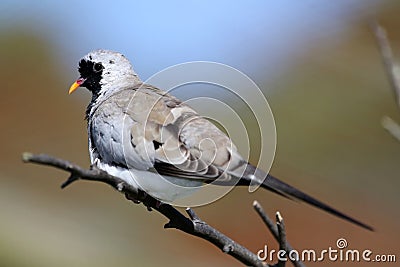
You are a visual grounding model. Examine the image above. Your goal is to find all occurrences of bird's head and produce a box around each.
[69,49,141,97]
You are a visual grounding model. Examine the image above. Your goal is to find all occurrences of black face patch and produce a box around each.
[78,59,104,120]
[78,59,104,96]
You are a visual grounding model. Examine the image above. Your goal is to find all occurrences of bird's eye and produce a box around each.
[93,63,103,73]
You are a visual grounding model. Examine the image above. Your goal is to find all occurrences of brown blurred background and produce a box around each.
[1,1,399,266]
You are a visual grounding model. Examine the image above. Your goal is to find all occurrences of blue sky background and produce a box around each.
[0,0,382,84]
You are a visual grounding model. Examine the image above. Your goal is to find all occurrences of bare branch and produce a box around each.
[371,20,400,108]
[276,212,287,267]
[381,116,400,142]
[22,153,269,267]
[253,201,305,267]
[370,20,400,142]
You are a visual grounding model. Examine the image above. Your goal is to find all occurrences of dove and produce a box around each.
[69,49,372,230]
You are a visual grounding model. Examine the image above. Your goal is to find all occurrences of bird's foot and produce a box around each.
[125,189,148,204]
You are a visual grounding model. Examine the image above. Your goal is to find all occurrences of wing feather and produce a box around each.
[92,83,248,183]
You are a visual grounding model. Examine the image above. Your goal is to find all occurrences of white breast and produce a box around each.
[94,159,202,203]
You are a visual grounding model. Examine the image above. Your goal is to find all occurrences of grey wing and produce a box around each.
[154,113,251,184]
[91,84,250,184]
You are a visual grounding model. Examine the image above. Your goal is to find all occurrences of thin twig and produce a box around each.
[381,116,400,142]
[371,20,400,108]
[276,212,287,267]
[253,201,305,267]
[370,20,400,142]
[22,153,268,267]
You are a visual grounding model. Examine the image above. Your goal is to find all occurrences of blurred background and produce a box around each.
[1,1,400,266]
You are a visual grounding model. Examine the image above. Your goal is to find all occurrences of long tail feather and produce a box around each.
[241,164,374,231]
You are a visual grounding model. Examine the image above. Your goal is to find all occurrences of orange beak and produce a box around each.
[68,78,86,94]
